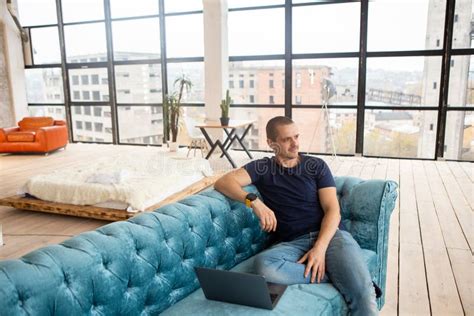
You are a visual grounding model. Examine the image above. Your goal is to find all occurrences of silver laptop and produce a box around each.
[194,267,287,310]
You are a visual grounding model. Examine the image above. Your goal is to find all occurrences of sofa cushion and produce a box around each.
[18,117,54,131]
[6,131,36,142]
[161,247,377,315]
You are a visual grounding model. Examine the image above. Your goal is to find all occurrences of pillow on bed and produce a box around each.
[86,170,129,185]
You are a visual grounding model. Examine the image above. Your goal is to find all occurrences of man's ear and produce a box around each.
[267,139,280,153]
[266,138,273,147]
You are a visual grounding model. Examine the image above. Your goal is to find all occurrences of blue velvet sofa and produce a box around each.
[0,177,398,315]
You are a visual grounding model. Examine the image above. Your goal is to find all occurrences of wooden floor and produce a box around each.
[0,144,472,315]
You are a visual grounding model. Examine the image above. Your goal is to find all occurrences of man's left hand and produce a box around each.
[297,245,327,283]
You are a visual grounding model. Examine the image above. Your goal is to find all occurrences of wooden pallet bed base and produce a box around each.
[0,174,223,221]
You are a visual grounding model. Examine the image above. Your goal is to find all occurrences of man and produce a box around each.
[214,116,378,315]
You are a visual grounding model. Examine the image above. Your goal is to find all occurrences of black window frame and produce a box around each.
[22,0,473,161]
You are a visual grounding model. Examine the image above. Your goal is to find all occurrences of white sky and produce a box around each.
[18,0,471,71]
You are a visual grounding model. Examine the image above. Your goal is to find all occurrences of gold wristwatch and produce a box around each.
[245,193,258,208]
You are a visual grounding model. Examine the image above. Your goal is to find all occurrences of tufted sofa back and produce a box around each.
[0,187,268,315]
[0,177,397,315]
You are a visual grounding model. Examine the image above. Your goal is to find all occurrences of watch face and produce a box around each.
[247,193,257,201]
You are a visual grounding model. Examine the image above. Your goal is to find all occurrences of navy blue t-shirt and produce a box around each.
[244,155,336,242]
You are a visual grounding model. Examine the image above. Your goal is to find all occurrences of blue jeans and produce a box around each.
[254,229,378,316]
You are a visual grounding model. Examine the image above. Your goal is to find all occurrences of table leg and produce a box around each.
[237,124,254,159]
[198,126,239,168]
[220,124,253,159]
[220,128,236,153]
[200,128,218,160]
[216,140,237,168]
[220,128,238,158]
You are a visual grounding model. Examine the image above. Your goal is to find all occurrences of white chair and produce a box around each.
[183,116,208,158]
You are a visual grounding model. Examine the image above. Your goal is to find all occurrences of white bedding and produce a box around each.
[20,152,214,212]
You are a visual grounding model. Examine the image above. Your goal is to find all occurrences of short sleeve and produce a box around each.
[243,158,269,184]
[314,159,336,189]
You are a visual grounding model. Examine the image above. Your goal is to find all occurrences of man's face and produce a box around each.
[268,123,300,159]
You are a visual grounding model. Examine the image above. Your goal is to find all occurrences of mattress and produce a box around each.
[20,152,214,212]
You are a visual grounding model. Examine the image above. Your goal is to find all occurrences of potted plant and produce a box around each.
[164,94,179,151]
[163,74,193,151]
[220,89,232,126]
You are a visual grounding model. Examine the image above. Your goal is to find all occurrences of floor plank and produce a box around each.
[359,157,377,179]
[373,158,388,180]
[436,161,473,251]
[446,161,474,210]
[398,160,430,315]
[413,160,464,315]
[448,248,474,316]
[424,161,472,316]
[334,157,357,177]
[458,162,473,182]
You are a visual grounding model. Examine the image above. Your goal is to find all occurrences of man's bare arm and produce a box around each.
[314,187,341,249]
[297,187,341,283]
[214,168,277,232]
[214,168,252,203]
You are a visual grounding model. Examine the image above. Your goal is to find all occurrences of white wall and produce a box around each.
[0,0,28,128]
[203,0,228,121]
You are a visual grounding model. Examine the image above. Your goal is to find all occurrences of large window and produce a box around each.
[229,60,285,105]
[166,14,203,58]
[228,0,284,8]
[30,27,61,64]
[118,106,163,145]
[293,109,357,155]
[25,68,64,103]
[444,111,474,160]
[365,56,442,107]
[452,0,473,49]
[71,106,112,143]
[110,0,159,18]
[293,3,360,54]
[112,18,161,61]
[228,8,284,56]
[64,23,107,63]
[293,59,358,106]
[115,64,162,104]
[28,106,66,120]
[367,0,446,51]
[18,0,474,160]
[61,0,104,23]
[167,62,204,103]
[164,0,202,13]
[448,55,473,107]
[18,0,57,26]
[364,110,437,159]
[68,68,108,102]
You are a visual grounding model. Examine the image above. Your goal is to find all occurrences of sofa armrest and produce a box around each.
[35,125,68,150]
[0,127,20,142]
[335,176,398,309]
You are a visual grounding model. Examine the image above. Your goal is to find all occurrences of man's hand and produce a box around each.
[297,245,327,283]
[251,199,277,232]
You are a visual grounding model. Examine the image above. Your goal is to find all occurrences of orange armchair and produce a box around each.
[0,117,68,154]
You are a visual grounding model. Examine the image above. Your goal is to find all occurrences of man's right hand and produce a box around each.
[251,199,277,232]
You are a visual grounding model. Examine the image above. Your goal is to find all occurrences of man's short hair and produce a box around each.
[266,116,294,141]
